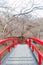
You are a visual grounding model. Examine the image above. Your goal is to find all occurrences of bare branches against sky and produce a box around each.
[0,0,43,17]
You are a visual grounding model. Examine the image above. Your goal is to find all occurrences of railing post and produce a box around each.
[32,45,34,52]
[12,41,15,48]
[26,39,29,46]
[8,46,10,53]
[29,39,31,47]
[38,54,42,65]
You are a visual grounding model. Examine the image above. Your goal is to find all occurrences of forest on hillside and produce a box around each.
[0,0,43,40]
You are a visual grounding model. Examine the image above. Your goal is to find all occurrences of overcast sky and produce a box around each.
[0,0,43,17]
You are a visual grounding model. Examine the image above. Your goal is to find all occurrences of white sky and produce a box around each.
[6,0,43,17]
[0,0,43,17]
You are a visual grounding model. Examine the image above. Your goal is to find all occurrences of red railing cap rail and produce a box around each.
[0,37,16,44]
[32,43,43,58]
[29,36,43,45]
[0,45,10,55]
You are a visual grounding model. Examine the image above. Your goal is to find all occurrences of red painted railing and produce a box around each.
[29,37,43,45]
[0,37,21,65]
[25,37,43,65]
[0,36,43,65]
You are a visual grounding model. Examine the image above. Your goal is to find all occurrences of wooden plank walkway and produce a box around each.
[2,44,38,65]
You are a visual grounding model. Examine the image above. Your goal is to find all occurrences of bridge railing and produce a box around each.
[0,37,21,65]
[26,37,43,65]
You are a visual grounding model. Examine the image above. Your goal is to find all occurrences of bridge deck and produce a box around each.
[2,44,38,65]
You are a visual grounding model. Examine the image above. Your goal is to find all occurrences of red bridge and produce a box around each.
[0,37,43,65]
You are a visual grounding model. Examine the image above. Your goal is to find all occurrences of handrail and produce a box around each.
[0,37,21,45]
[0,37,21,65]
[29,36,43,45]
[0,37,15,44]
[25,37,43,65]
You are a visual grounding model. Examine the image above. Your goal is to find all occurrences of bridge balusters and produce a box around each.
[12,41,15,48]
[26,37,43,65]
[25,39,31,47]
[29,39,31,47]
[0,37,22,65]
[32,45,34,52]
[8,46,10,53]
